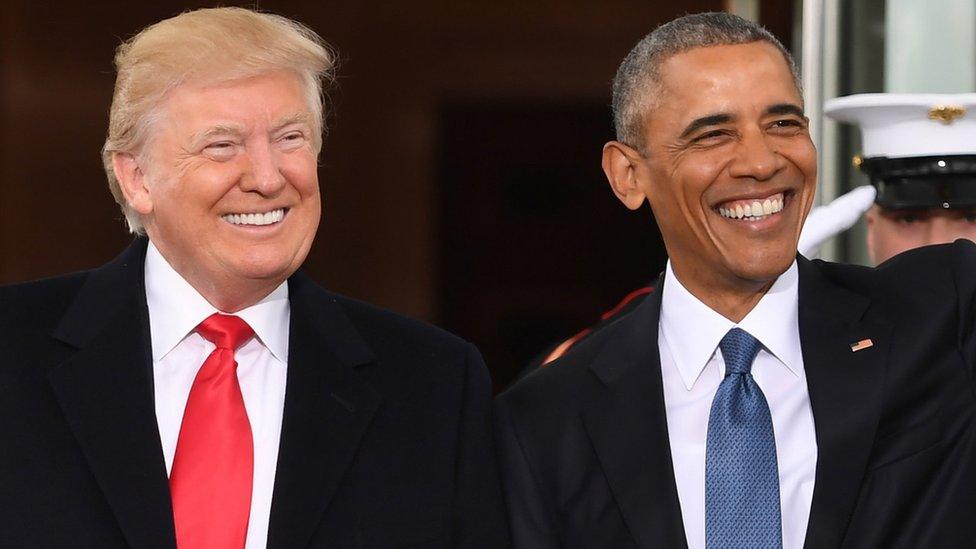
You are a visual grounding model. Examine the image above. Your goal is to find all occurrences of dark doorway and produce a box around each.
[437,102,668,392]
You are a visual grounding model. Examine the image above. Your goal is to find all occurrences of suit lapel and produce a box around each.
[581,277,688,548]
[267,272,381,549]
[47,239,176,549]
[797,258,889,548]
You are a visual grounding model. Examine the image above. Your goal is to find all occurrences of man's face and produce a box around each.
[632,42,816,299]
[138,71,320,307]
[866,205,976,264]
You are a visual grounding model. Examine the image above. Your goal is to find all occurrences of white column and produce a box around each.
[726,0,761,22]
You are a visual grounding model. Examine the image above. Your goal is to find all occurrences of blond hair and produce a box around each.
[102,7,335,233]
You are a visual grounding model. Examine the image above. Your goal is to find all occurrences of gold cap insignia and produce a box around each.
[928,104,966,124]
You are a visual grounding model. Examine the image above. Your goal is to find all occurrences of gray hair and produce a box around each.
[611,12,800,149]
[102,7,335,234]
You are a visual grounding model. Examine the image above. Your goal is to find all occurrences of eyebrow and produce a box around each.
[186,124,245,152]
[270,113,313,133]
[677,103,806,140]
[192,124,245,145]
[765,103,805,117]
[678,113,734,140]
[188,114,312,148]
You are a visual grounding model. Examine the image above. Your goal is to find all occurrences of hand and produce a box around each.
[798,185,877,258]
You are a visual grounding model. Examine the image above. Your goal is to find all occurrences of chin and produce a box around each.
[241,262,297,283]
[223,252,295,282]
[731,252,796,284]
[235,244,305,274]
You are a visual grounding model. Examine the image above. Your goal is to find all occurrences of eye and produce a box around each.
[203,141,239,160]
[894,213,921,225]
[691,129,731,144]
[278,131,307,150]
[768,118,806,134]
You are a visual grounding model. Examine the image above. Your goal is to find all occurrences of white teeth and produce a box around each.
[222,208,285,226]
[718,193,786,220]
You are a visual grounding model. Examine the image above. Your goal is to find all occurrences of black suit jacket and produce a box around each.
[0,239,509,548]
[495,241,976,548]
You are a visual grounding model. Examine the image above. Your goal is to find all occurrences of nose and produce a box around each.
[240,140,286,196]
[924,217,956,246]
[727,129,783,181]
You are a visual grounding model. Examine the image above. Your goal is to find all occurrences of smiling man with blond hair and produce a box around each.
[495,12,976,548]
[0,7,508,548]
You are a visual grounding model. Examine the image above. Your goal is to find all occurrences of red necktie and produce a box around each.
[170,313,255,548]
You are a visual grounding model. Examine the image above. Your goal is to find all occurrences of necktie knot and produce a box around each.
[719,327,762,375]
[196,313,254,351]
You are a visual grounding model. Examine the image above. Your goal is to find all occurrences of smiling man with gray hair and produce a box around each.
[0,7,508,548]
[495,12,976,548]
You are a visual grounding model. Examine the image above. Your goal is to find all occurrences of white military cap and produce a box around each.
[825,93,976,158]
[824,93,976,209]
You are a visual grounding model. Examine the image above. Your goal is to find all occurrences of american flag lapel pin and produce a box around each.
[850,339,874,352]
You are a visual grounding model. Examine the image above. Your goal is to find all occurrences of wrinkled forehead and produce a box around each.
[165,68,310,107]
[639,43,803,138]
[149,70,319,139]
[656,43,800,108]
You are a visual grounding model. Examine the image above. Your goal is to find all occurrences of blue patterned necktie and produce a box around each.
[705,328,782,548]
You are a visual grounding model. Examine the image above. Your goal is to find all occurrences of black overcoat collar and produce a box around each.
[48,238,174,549]
[266,266,380,549]
[47,238,381,549]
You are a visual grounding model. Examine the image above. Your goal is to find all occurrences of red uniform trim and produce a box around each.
[540,329,592,366]
[599,286,653,320]
[540,285,655,366]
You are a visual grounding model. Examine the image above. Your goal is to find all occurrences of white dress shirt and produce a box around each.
[145,242,289,549]
[659,261,817,549]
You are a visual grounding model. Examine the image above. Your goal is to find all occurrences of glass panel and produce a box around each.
[822,0,976,264]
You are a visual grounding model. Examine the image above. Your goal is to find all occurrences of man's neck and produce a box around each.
[668,264,776,323]
[147,240,282,313]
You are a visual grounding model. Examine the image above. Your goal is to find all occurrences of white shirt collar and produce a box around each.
[659,260,803,390]
[144,241,290,362]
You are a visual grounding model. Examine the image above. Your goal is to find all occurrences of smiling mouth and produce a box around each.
[221,207,287,227]
[716,192,789,221]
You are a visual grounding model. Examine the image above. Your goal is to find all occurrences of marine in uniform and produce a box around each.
[826,93,976,263]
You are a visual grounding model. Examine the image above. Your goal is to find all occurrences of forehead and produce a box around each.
[162,71,310,128]
[651,42,801,121]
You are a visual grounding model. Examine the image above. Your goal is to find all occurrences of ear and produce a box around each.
[602,140,648,210]
[864,206,878,264]
[112,152,154,216]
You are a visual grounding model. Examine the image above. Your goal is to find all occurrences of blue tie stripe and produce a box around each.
[705,328,782,548]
